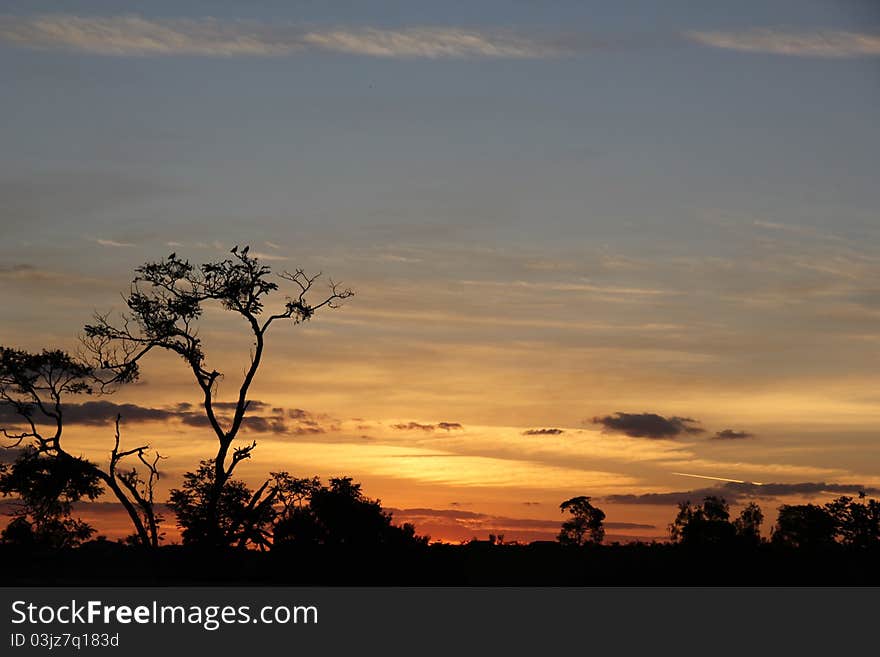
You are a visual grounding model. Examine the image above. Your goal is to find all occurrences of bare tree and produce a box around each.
[0,347,164,547]
[82,247,352,545]
[109,414,164,546]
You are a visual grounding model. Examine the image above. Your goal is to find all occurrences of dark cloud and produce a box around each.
[0,399,336,436]
[744,482,880,498]
[523,428,564,436]
[392,422,436,432]
[591,412,704,439]
[392,421,463,432]
[604,488,724,506]
[0,400,176,426]
[242,415,288,434]
[0,264,42,278]
[291,424,326,435]
[212,400,269,412]
[713,429,755,440]
[67,401,176,425]
[179,413,212,428]
[605,482,880,506]
[437,422,463,431]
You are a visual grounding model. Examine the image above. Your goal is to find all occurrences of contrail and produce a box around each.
[671,472,763,485]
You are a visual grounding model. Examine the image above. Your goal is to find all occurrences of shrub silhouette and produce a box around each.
[0,448,102,548]
[273,477,427,548]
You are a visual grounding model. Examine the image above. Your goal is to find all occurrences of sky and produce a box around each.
[1,1,879,543]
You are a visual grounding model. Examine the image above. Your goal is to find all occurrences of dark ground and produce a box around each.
[3,541,880,585]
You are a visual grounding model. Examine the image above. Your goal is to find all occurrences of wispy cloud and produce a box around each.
[299,27,554,58]
[95,238,135,247]
[460,279,674,296]
[0,15,299,56]
[687,29,880,58]
[0,15,567,58]
[249,251,287,261]
[2,16,878,60]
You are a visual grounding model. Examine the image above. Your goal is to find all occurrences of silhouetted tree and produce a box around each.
[669,496,737,546]
[733,502,764,546]
[83,248,352,545]
[0,347,163,547]
[772,504,837,549]
[0,516,36,546]
[0,447,101,548]
[167,459,276,548]
[557,496,606,545]
[273,477,427,548]
[824,494,880,548]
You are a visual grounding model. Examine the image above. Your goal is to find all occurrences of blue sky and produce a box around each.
[1,2,879,541]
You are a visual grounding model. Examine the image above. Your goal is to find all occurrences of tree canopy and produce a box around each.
[557,496,606,546]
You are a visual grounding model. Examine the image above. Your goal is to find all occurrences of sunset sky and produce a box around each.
[1,1,880,543]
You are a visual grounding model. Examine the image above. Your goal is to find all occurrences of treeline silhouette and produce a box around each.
[3,480,880,585]
[2,248,879,584]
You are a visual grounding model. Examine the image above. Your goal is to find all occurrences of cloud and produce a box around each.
[522,428,564,436]
[437,422,463,431]
[379,254,422,264]
[248,251,287,261]
[95,238,135,248]
[0,15,299,56]
[591,412,704,439]
[606,481,880,506]
[460,279,673,296]
[0,399,339,436]
[391,421,463,432]
[0,15,566,59]
[4,16,877,60]
[686,29,880,58]
[0,264,36,275]
[712,429,755,440]
[0,400,173,426]
[211,400,269,412]
[300,27,555,58]
[0,264,62,282]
